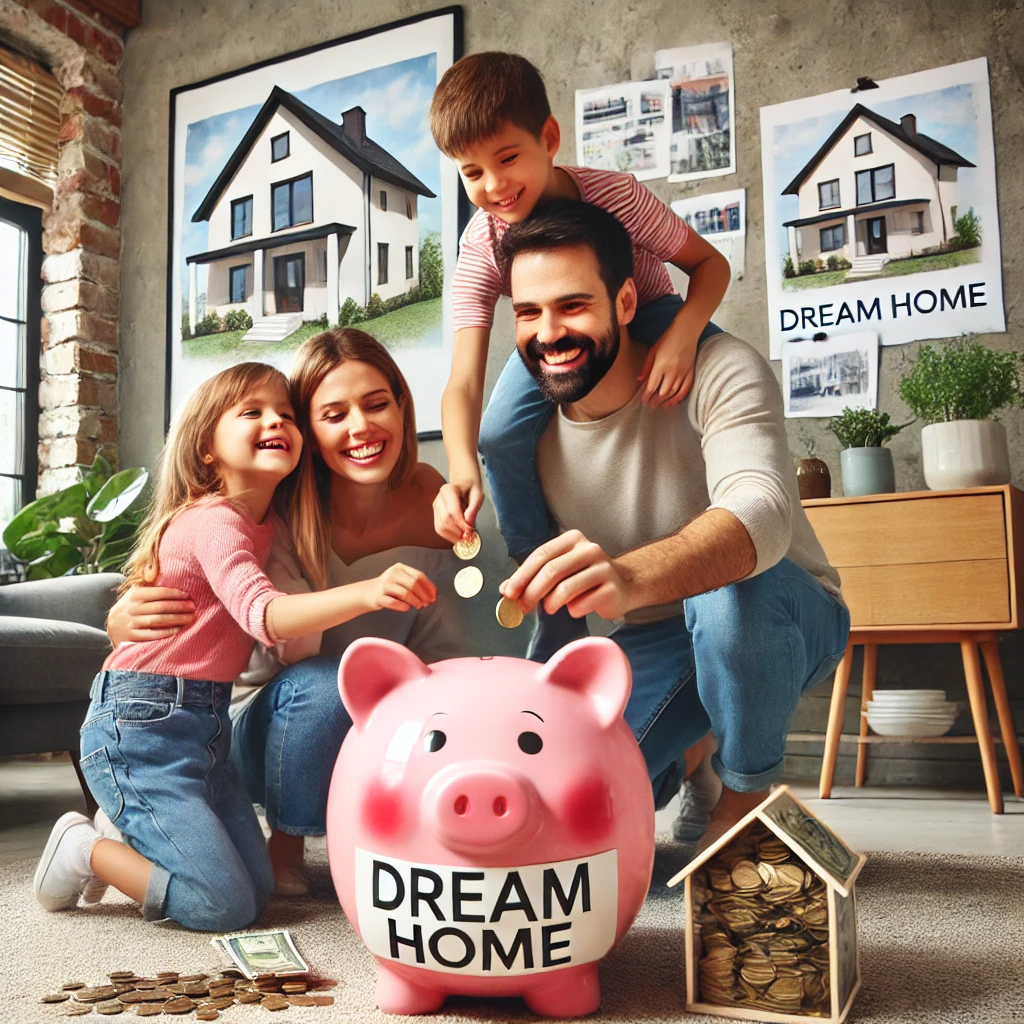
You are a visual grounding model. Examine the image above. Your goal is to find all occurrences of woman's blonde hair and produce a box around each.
[288,329,418,590]
[122,362,290,592]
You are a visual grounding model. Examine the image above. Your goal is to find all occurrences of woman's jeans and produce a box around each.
[231,656,352,837]
[620,558,851,808]
[79,670,274,931]
[479,295,723,563]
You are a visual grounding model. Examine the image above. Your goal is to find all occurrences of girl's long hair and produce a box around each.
[121,362,289,592]
[288,329,418,590]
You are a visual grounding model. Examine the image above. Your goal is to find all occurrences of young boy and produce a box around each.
[430,51,729,658]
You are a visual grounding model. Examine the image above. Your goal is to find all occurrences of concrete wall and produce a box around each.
[117,0,1024,790]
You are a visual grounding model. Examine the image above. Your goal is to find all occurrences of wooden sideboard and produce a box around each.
[802,484,1024,812]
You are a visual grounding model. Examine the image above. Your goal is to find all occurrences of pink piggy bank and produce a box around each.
[327,636,655,1017]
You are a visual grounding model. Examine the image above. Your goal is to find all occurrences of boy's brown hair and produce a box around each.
[430,52,551,157]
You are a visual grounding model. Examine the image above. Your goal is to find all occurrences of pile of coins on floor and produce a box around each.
[40,971,336,1018]
[692,820,831,1018]
[452,528,524,629]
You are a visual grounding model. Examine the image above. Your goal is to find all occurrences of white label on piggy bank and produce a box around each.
[355,848,618,976]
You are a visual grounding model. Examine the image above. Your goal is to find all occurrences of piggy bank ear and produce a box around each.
[537,637,632,729]
[339,638,430,729]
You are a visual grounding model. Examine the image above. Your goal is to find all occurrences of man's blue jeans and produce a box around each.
[79,670,274,931]
[617,558,850,808]
[231,656,351,837]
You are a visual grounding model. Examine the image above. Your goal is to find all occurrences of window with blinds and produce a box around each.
[0,46,60,192]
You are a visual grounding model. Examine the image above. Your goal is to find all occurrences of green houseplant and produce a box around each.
[1,454,149,580]
[896,337,1023,489]
[829,408,907,496]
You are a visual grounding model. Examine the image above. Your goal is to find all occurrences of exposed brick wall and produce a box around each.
[0,0,125,493]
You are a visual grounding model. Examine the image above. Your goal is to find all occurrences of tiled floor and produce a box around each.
[2,755,1021,868]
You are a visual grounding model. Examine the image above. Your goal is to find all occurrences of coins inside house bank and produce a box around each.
[453,529,481,560]
[495,596,524,628]
[454,565,484,598]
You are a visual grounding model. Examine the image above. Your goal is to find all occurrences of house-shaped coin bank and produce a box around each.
[668,786,866,1023]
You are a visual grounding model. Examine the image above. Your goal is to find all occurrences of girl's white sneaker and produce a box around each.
[33,812,101,912]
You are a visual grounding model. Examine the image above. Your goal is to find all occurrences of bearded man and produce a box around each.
[496,200,850,849]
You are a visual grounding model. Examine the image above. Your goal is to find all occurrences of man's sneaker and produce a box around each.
[81,808,121,905]
[671,745,723,846]
[33,812,101,912]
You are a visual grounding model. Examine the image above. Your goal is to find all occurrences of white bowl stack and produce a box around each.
[864,689,959,737]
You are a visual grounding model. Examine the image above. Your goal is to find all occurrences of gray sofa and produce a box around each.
[0,573,122,811]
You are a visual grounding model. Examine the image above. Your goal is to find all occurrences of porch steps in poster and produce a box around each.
[847,255,890,279]
[242,313,302,344]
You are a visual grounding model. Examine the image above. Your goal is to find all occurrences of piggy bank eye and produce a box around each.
[424,730,447,753]
[518,731,543,755]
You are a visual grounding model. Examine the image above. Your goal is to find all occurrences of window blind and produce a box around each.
[0,47,60,190]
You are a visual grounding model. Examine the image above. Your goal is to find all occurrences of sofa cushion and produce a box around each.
[0,615,110,705]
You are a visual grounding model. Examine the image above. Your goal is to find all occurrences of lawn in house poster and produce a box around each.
[166,9,462,433]
[760,58,1004,358]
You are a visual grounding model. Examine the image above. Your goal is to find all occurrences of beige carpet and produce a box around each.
[4,841,1022,1024]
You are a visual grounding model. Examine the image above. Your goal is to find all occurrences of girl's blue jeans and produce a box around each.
[227,559,849,817]
[231,656,351,838]
[79,670,274,931]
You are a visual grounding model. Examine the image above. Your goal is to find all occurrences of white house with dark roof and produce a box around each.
[187,86,435,337]
[781,104,975,276]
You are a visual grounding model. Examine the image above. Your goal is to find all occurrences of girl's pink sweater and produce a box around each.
[103,498,285,683]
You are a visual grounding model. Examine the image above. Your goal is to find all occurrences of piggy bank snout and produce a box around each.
[426,765,534,851]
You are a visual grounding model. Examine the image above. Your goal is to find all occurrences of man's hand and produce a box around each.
[639,326,698,409]
[106,586,196,645]
[499,530,637,620]
[433,478,485,545]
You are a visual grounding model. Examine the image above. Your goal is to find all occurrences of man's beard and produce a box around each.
[520,311,620,405]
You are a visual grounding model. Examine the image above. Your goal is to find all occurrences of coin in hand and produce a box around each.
[454,566,484,599]
[453,529,481,560]
[495,596,524,628]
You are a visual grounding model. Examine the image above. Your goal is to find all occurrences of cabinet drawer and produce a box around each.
[804,493,1007,567]
[840,559,1011,627]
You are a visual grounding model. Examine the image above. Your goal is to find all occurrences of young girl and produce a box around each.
[32,362,436,932]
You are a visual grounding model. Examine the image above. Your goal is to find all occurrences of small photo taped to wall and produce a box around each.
[782,330,878,419]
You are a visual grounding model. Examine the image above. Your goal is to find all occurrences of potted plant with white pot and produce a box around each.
[829,408,907,497]
[897,337,1024,490]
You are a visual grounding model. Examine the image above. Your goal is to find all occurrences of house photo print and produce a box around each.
[760,58,1005,358]
[167,9,462,433]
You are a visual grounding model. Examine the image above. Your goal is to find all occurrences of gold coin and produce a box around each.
[42,994,71,1003]
[60,1007,92,1017]
[454,565,484,598]
[96,1001,125,1015]
[453,530,481,560]
[134,1007,163,1018]
[495,596,524,628]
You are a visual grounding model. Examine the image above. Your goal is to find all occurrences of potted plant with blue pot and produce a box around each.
[829,408,907,497]
[896,337,1024,490]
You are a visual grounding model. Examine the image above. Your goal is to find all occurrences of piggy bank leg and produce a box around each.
[522,963,601,1017]
[374,963,446,1015]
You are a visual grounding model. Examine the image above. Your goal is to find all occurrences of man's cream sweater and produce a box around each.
[537,332,842,625]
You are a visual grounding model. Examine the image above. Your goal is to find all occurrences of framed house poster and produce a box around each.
[760,58,1004,359]
[166,7,463,436]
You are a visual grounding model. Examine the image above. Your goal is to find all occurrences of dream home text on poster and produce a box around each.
[781,103,974,278]
[186,86,434,338]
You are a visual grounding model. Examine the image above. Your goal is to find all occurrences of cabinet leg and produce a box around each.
[961,641,1003,814]
[819,643,855,799]
[980,641,1023,798]
[855,644,877,788]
